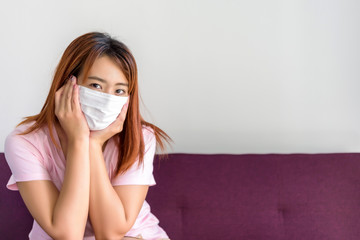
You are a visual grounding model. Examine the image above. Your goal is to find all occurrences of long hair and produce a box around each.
[19,32,171,174]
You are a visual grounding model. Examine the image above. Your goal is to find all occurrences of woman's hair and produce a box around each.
[19,32,171,174]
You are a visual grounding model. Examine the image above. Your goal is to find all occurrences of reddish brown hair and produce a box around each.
[19,32,171,174]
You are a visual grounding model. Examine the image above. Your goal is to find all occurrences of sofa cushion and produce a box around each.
[0,152,33,239]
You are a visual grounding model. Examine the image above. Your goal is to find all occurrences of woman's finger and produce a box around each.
[55,83,66,114]
[118,99,129,123]
[59,78,69,111]
[66,76,75,112]
[61,76,74,112]
[72,82,81,112]
[109,99,129,132]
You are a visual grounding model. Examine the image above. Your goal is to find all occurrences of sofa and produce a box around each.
[1,152,360,240]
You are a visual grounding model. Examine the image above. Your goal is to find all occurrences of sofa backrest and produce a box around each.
[147,153,360,240]
[2,153,360,240]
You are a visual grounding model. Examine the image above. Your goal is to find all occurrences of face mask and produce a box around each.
[78,86,128,131]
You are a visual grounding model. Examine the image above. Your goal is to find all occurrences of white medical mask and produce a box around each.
[78,86,128,131]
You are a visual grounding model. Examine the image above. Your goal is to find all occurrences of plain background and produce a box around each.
[0,0,359,153]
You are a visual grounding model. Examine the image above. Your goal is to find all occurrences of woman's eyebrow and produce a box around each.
[88,76,129,86]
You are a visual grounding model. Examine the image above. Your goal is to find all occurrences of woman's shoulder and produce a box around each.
[8,121,48,138]
[142,125,155,144]
[5,121,50,153]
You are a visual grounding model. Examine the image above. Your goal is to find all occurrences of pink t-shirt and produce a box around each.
[4,122,169,240]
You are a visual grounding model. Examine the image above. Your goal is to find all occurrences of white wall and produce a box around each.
[1,0,359,154]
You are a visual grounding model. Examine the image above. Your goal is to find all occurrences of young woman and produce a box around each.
[4,32,171,240]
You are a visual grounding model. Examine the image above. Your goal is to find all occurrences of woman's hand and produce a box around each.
[55,76,90,141]
[90,99,129,147]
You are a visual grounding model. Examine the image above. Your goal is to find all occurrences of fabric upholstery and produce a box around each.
[147,153,360,240]
[1,153,360,239]
[0,152,33,239]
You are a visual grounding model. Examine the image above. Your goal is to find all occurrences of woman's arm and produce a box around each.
[88,141,148,239]
[87,100,148,239]
[18,139,90,239]
[18,78,90,239]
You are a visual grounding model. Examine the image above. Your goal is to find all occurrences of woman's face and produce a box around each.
[78,55,129,96]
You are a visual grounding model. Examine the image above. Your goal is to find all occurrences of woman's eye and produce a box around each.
[115,89,125,95]
[90,83,101,89]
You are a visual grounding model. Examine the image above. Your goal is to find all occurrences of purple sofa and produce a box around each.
[1,152,360,239]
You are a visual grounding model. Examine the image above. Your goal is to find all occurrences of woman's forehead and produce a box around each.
[82,56,129,85]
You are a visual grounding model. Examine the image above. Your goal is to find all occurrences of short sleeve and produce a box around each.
[4,131,51,191]
[111,127,156,186]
